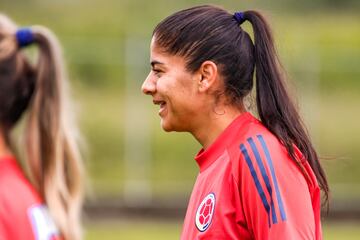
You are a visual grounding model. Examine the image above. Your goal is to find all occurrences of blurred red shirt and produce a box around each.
[181,112,322,239]
[0,156,62,240]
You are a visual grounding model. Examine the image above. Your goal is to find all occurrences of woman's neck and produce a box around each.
[191,105,245,150]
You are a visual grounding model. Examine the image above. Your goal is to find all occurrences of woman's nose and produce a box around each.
[141,73,156,95]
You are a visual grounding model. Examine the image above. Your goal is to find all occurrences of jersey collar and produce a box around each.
[195,112,253,172]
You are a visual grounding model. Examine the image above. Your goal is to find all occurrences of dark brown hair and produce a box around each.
[153,5,329,207]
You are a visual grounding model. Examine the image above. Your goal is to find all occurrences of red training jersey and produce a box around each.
[0,156,62,240]
[181,112,322,240]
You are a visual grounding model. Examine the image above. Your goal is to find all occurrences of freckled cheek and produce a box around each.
[155,79,169,95]
[157,75,177,93]
[160,74,194,106]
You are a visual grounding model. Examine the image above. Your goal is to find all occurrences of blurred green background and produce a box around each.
[2,0,359,238]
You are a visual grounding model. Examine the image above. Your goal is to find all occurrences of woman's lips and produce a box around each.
[153,100,167,115]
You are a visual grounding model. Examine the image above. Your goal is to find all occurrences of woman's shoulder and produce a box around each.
[232,113,280,150]
[0,157,57,240]
[0,156,42,208]
[228,118,292,180]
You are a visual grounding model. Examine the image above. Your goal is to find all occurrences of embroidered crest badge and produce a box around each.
[195,193,216,232]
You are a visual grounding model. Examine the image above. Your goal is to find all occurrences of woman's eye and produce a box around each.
[153,69,162,76]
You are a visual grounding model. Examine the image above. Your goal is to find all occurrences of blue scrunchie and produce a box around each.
[15,28,34,47]
[234,12,246,25]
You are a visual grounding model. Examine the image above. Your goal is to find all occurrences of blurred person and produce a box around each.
[142,5,329,240]
[0,14,84,240]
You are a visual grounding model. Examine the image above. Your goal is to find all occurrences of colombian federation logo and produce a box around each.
[195,193,216,232]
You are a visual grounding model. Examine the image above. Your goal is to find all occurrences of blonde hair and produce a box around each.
[0,14,84,240]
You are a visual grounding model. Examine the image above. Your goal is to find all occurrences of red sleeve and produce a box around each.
[237,134,318,240]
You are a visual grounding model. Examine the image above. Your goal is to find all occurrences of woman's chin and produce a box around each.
[160,115,189,132]
[160,119,173,132]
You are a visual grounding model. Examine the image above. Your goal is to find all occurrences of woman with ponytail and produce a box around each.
[142,5,328,240]
[0,15,84,240]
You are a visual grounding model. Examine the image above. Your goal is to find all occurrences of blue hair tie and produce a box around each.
[234,11,246,25]
[15,28,34,47]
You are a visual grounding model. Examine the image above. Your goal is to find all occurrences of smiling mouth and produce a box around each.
[153,100,167,115]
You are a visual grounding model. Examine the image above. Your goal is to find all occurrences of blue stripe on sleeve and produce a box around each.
[257,135,287,221]
[240,143,271,227]
[247,137,278,224]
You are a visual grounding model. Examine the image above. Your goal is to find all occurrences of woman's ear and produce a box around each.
[198,60,218,92]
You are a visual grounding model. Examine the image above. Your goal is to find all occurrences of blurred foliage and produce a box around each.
[1,0,359,199]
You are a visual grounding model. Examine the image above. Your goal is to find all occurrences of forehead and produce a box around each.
[150,37,187,68]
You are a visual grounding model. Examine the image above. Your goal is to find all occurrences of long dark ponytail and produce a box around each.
[244,11,329,207]
[153,5,329,207]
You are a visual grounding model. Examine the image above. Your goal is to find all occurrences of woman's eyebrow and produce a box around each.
[151,60,164,68]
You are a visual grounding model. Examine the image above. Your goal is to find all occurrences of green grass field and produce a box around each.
[84,220,360,240]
